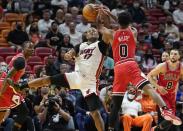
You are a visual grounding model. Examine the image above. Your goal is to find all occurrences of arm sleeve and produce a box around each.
[74,44,80,55]
[13,57,26,71]
[98,40,109,56]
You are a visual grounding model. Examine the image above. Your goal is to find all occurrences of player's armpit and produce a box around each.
[99,27,113,45]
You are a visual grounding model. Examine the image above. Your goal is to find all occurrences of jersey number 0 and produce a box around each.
[119,44,128,58]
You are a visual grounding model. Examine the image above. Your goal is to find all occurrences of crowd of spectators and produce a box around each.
[0,0,183,131]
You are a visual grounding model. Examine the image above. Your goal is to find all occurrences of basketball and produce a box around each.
[82,4,98,22]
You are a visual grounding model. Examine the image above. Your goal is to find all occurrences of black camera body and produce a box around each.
[44,97,60,113]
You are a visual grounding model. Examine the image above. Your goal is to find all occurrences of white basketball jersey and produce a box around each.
[75,41,104,80]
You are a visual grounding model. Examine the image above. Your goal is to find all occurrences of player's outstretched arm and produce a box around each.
[147,63,168,95]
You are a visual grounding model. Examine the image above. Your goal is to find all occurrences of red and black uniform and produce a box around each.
[0,53,26,111]
[112,27,149,95]
[157,62,181,114]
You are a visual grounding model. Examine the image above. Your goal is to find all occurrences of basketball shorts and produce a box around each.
[66,71,99,97]
[112,61,150,96]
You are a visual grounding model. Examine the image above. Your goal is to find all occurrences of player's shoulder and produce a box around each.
[154,62,166,70]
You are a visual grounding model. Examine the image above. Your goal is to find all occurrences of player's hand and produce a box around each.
[157,86,168,95]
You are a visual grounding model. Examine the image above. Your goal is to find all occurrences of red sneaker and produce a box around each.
[161,109,182,125]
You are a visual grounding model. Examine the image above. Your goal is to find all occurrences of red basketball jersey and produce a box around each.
[8,53,26,83]
[158,62,181,93]
[112,27,136,64]
[0,53,26,110]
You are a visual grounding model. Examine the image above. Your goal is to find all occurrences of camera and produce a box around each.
[44,96,60,113]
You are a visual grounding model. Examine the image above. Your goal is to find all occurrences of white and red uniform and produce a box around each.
[65,41,105,97]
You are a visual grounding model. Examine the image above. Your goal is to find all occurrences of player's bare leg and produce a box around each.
[90,110,105,131]
[143,84,166,107]
[143,84,182,125]
[0,111,5,123]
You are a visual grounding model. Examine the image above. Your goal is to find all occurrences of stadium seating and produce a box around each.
[33,65,45,74]
[5,56,13,64]
[0,47,16,59]
[27,56,43,68]
[25,65,33,74]
[0,56,4,63]
[35,47,53,60]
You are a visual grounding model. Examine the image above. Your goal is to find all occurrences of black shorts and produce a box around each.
[85,93,102,111]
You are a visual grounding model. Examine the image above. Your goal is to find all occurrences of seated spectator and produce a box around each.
[173,1,183,25]
[25,14,34,34]
[7,21,29,49]
[70,6,81,24]
[163,0,179,15]
[76,16,91,34]
[29,22,42,45]
[45,55,59,76]
[152,23,167,50]
[38,9,53,38]
[51,0,68,11]
[40,95,74,131]
[54,9,65,25]
[99,84,112,112]
[59,13,72,35]
[18,0,33,13]
[138,91,158,124]
[128,0,146,24]
[142,49,157,72]
[0,62,8,78]
[165,15,180,41]
[45,22,63,48]
[0,109,14,131]
[120,85,153,131]
[86,0,102,4]
[68,22,82,46]
[111,4,126,18]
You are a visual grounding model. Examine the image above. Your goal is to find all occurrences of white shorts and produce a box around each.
[65,72,98,97]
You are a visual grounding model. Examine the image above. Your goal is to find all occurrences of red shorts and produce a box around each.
[113,61,149,95]
[160,92,176,114]
[0,80,23,111]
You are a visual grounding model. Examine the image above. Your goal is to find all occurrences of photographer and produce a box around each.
[40,96,74,131]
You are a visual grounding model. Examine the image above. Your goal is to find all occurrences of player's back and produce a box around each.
[112,27,136,65]
[158,62,181,93]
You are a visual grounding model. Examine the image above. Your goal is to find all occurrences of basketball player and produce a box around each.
[0,41,34,131]
[96,10,181,131]
[148,49,183,130]
[17,27,110,131]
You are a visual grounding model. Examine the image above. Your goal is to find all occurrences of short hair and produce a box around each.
[22,41,33,49]
[118,12,132,27]
[170,48,180,54]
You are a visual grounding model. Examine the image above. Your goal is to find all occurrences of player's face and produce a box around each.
[86,27,99,43]
[170,50,180,63]
[25,42,34,56]
[161,52,169,62]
